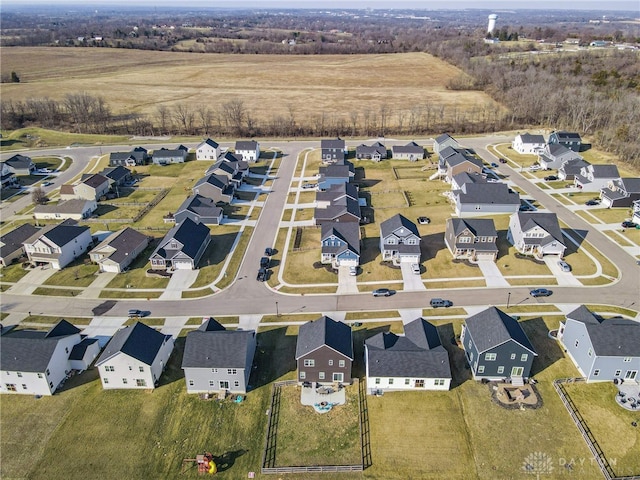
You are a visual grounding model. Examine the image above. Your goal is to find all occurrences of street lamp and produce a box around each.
[276,301,279,317]
[507,292,511,309]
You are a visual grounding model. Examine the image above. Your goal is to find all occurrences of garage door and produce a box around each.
[476,253,496,261]
[400,255,419,264]
[102,264,120,273]
[337,258,358,267]
[174,261,193,270]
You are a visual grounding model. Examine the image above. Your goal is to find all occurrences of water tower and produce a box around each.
[487,14,498,33]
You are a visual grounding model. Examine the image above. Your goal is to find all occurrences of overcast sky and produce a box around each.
[3,0,639,11]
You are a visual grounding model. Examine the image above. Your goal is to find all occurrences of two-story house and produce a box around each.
[512,133,546,155]
[60,174,110,202]
[558,305,639,382]
[461,307,537,383]
[314,182,361,225]
[173,195,223,226]
[558,158,591,181]
[548,131,582,152]
[96,322,174,390]
[433,133,459,156]
[296,316,353,386]
[439,149,484,183]
[574,164,620,192]
[444,218,498,261]
[320,222,360,267]
[23,221,92,270]
[3,154,35,176]
[149,218,210,270]
[0,161,19,189]
[182,318,256,395]
[193,174,235,204]
[600,178,640,208]
[507,212,566,257]
[321,138,346,164]
[234,140,260,162]
[317,163,355,191]
[196,138,221,160]
[379,214,421,265]
[537,143,583,171]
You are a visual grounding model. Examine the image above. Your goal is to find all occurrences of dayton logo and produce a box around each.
[522,452,554,477]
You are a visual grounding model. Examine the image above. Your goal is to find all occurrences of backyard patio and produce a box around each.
[301,383,347,413]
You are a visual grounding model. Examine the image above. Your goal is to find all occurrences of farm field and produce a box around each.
[0,48,499,129]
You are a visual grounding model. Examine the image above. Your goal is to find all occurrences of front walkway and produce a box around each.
[476,260,509,287]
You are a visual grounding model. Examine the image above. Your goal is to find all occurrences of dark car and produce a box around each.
[490,162,499,168]
[372,288,393,297]
[585,199,600,206]
[260,256,270,268]
[544,175,558,181]
[530,288,553,298]
[257,268,268,282]
[128,309,144,318]
[430,298,453,308]
[622,221,637,229]
[265,247,275,256]
[519,204,536,212]
[417,216,431,225]
[499,158,507,164]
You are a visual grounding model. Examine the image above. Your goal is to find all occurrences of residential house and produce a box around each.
[433,133,459,156]
[296,316,353,385]
[96,322,174,390]
[365,318,452,394]
[0,162,19,189]
[173,195,224,226]
[34,199,97,221]
[317,163,355,191]
[314,183,361,225]
[558,158,591,181]
[235,140,260,162]
[193,174,235,204]
[60,174,110,202]
[0,223,38,267]
[512,133,546,155]
[548,131,582,152]
[439,149,484,182]
[0,320,88,396]
[558,305,640,382]
[109,147,148,167]
[182,318,257,394]
[537,144,583,170]
[149,217,210,270]
[379,214,421,265]
[68,338,101,371]
[152,145,189,165]
[574,164,620,192]
[89,227,150,273]
[600,178,640,208]
[507,212,566,257]
[444,218,498,261]
[632,200,640,225]
[196,138,221,160]
[23,221,92,270]
[217,151,249,176]
[320,222,360,267]
[99,166,132,188]
[3,154,35,176]
[355,142,387,161]
[452,183,520,217]
[321,138,346,164]
[391,141,424,161]
[205,156,244,186]
[451,172,488,191]
[461,307,537,382]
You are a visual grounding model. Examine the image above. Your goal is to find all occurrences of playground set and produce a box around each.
[181,453,217,475]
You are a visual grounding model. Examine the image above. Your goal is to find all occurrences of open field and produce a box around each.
[1,48,499,129]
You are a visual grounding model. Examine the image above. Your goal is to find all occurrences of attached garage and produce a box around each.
[173,260,194,270]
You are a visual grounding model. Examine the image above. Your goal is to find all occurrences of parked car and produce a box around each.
[349,266,358,276]
[265,247,275,256]
[256,268,268,282]
[557,260,571,272]
[529,164,541,171]
[585,199,600,206]
[372,288,393,297]
[430,298,453,308]
[260,257,270,268]
[622,221,638,229]
[499,158,507,164]
[530,288,553,297]
[417,216,430,225]
[302,183,316,189]
[411,263,421,275]
[128,309,144,318]
[490,162,499,168]
[42,181,53,187]
[519,203,536,212]
[544,175,558,181]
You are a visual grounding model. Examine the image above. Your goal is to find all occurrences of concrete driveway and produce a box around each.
[543,257,582,286]
[82,316,127,347]
[477,260,510,287]
[336,266,358,294]
[400,263,426,291]
[160,270,200,300]
[8,266,58,295]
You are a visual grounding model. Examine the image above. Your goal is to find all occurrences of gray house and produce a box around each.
[379,214,421,264]
[149,218,210,270]
[317,163,354,191]
[314,183,361,226]
[537,144,582,171]
[109,147,148,167]
[355,142,387,161]
[453,182,520,217]
[321,138,345,164]
[444,218,498,261]
[193,174,235,204]
[3,154,35,176]
[296,316,353,386]
[173,195,223,225]
[89,227,150,273]
[365,318,452,393]
[507,212,566,257]
[600,178,640,208]
[0,223,39,267]
[574,164,620,192]
[558,305,639,383]
[182,318,257,395]
[461,307,537,382]
[548,131,582,152]
[558,158,591,181]
[391,141,424,161]
[152,146,188,165]
[320,222,360,267]
[433,133,459,155]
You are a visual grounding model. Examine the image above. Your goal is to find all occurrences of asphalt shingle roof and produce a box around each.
[295,316,353,360]
[182,322,255,369]
[321,222,360,256]
[456,183,520,205]
[380,213,419,238]
[464,307,536,355]
[0,223,38,258]
[516,212,564,245]
[69,338,99,361]
[153,217,210,262]
[39,223,89,248]
[96,322,171,366]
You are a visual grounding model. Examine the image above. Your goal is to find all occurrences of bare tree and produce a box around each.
[196,105,213,135]
[156,105,170,134]
[173,103,195,135]
[32,187,47,205]
[222,99,246,136]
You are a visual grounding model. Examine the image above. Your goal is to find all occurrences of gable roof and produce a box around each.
[82,173,109,189]
[566,305,640,357]
[296,316,353,360]
[176,195,222,218]
[235,140,258,150]
[316,182,358,203]
[34,199,95,215]
[449,218,497,238]
[182,322,255,369]
[198,138,219,149]
[365,318,451,378]
[4,154,33,169]
[32,222,90,248]
[69,338,99,361]
[452,172,488,187]
[99,166,131,182]
[465,307,536,355]
[153,217,210,261]
[380,214,419,238]
[321,222,360,256]
[515,212,564,245]
[518,133,545,144]
[435,133,456,145]
[96,322,171,366]
[456,183,520,205]
[46,319,81,338]
[392,141,424,154]
[0,223,39,257]
[91,227,148,264]
[321,138,345,149]
[445,152,484,170]
[552,131,582,142]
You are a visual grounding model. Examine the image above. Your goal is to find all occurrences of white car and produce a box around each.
[411,263,421,275]
[349,266,357,276]
[529,164,541,171]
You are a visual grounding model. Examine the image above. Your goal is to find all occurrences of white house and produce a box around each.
[23,221,93,270]
[0,320,85,396]
[196,138,221,161]
[512,133,545,155]
[96,322,174,390]
[33,199,97,221]
[507,212,566,257]
[234,140,260,162]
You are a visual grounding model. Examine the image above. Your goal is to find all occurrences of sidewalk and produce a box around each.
[7,266,58,295]
[77,272,117,298]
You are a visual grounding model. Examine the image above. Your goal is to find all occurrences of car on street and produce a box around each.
[557,260,571,272]
[302,183,316,189]
[265,247,275,256]
[499,158,507,164]
[529,164,541,171]
[42,181,53,187]
[585,199,600,206]
[372,288,393,297]
[411,263,421,275]
[430,298,453,308]
[544,175,558,181]
[260,257,270,268]
[490,162,499,168]
[530,288,553,298]
[622,221,638,229]
[128,309,144,318]
[256,268,268,282]
[349,266,357,276]
[417,216,430,225]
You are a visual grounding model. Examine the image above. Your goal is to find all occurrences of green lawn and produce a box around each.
[33,287,83,297]
[0,262,30,283]
[215,227,253,290]
[23,315,92,325]
[191,226,242,288]
[105,240,170,290]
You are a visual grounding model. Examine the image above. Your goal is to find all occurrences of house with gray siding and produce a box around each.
[574,164,620,192]
[89,227,150,273]
[548,131,582,152]
[507,212,566,258]
[461,307,537,382]
[0,223,38,267]
[537,144,582,170]
[296,316,353,385]
[152,145,188,165]
[433,133,459,156]
[193,174,235,204]
[320,222,360,267]
[444,218,498,261]
[452,182,520,217]
[558,158,591,181]
[149,218,210,270]
[558,305,640,383]
[109,147,148,166]
[355,142,387,161]
[173,195,223,225]
[182,318,256,395]
[317,163,354,191]
[379,214,421,265]
[321,138,346,164]
[391,141,424,161]
[365,318,451,394]
[600,178,640,208]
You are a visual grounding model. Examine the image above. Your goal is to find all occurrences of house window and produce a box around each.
[65,347,69,354]
[5,384,16,392]
[122,378,128,384]
[497,366,504,374]
[129,366,132,371]
[478,366,485,374]
[22,384,27,390]
[103,378,109,384]
[387,238,396,245]
[406,238,417,245]
[575,340,579,348]
[415,379,425,388]
[211,368,218,373]
[339,360,345,368]
[304,359,315,367]
[319,372,325,380]
[227,369,237,375]
[300,372,306,379]
[139,366,144,373]
[435,379,445,386]
[105,366,115,372]
[38,373,43,379]
[459,236,472,243]
[510,353,516,360]
[615,370,621,376]
[375,378,380,385]
[234,381,239,387]
[521,354,528,362]
[46,369,50,376]
[485,353,497,361]
[209,380,215,387]
[189,380,194,386]
[17,372,22,378]
[593,370,600,376]
[588,348,592,357]
[389,378,394,385]
[136,379,146,387]
[624,357,632,363]
[328,360,333,366]
[405,379,410,385]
